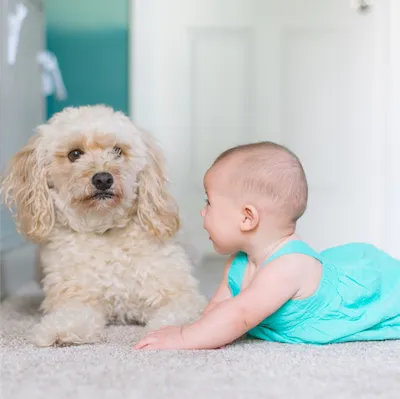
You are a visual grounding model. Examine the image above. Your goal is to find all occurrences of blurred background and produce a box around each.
[1,0,399,299]
[0,0,130,298]
[45,0,129,118]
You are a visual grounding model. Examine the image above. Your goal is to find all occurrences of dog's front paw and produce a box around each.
[30,322,77,347]
[30,303,106,347]
[146,292,208,332]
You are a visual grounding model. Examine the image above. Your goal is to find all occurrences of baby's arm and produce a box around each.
[202,255,234,316]
[180,255,302,349]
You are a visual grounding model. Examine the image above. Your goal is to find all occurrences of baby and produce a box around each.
[135,141,400,349]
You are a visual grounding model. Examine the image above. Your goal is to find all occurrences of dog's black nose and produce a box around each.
[92,172,114,191]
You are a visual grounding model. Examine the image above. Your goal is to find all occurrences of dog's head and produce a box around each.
[0,105,180,242]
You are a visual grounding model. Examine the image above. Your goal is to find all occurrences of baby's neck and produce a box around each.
[242,230,299,268]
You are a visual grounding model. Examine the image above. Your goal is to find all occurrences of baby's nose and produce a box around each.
[200,207,205,217]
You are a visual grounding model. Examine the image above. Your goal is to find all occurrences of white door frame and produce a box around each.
[384,0,400,257]
[128,0,400,257]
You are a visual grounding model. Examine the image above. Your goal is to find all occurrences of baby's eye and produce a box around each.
[205,198,210,205]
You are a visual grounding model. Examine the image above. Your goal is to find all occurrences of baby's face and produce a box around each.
[200,169,243,255]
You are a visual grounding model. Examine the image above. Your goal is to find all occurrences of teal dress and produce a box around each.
[228,240,400,344]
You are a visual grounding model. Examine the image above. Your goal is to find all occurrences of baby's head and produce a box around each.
[200,141,308,255]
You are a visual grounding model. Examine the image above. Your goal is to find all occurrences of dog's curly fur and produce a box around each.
[0,105,207,347]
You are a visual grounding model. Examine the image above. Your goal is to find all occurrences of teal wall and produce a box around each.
[45,0,129,119]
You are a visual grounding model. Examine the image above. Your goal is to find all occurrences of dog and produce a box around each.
[0,105,207,347]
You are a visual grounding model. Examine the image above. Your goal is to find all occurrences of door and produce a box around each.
[130,0,391,257]
[0,0,45,252]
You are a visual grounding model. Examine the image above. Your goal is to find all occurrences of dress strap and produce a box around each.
[227,251,248,297]
[227,241,322,297]
[263,240,323,266]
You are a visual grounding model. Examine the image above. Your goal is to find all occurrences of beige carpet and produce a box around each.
[1,283,400,399]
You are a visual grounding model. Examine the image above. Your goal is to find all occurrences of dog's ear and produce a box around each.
[136,133,180,240]
[0,133,54,243]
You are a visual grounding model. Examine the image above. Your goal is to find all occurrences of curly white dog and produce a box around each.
[1,105,207,347]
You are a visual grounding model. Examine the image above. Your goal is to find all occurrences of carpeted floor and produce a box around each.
[1,280,400,399]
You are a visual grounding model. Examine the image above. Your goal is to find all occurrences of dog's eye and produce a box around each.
[68,149,84,162]
[113,147,122,158]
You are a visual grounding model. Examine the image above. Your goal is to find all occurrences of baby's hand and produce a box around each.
[134,326,186,350]
[134,323,226,350]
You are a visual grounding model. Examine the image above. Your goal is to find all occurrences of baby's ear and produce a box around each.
[0,133,55,243]
[136,133,180,240]
[240,205,260,232]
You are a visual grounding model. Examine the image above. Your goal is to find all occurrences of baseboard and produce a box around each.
[0,243,37,300]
